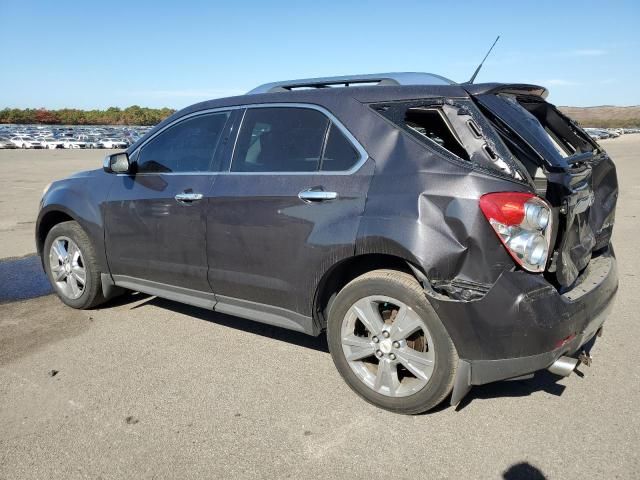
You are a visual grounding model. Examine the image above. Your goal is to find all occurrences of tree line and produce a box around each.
[0,106,176,126]
[3,105,638,129]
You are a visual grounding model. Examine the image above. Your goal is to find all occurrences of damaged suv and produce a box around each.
[37,73,618,413]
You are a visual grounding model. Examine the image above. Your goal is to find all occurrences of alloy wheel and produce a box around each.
[48,236,87,300]
[341,295,435,397]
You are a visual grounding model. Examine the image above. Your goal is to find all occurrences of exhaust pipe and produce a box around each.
[548,356,579,377]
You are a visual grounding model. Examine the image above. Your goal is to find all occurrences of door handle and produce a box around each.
[298,189,338,203]
[175,192,204,204]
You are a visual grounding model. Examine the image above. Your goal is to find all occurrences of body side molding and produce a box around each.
[111,276,318,335]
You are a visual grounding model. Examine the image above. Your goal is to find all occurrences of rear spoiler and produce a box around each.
[462,83,549,99]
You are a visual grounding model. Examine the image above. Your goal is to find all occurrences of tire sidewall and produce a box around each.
[43,222,99,309]
[327,272,457,414]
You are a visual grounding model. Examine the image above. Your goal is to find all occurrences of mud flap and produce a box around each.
[450,359,472,406]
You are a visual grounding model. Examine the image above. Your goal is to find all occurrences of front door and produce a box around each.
[104,111,231,296]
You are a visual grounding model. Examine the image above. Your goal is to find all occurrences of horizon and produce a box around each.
[2,0,639,109]
[3,103,640,112]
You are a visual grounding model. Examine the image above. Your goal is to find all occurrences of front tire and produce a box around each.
[327,269,458,414]
[43,221,105,309]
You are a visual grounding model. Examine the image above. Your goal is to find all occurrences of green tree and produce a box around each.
[0,106,176,125]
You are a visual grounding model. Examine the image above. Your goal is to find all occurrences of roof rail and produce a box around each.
[247,72,455,94]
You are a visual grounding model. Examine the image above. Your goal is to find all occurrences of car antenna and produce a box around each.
[465,35,500,84]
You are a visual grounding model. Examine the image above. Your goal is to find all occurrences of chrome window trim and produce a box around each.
[130,102,369,176]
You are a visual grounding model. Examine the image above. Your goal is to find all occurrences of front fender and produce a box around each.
[37,170,115,273]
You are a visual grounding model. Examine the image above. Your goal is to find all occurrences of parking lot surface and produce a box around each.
[1,139,639,479]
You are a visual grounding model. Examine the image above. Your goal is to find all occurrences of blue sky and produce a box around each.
[2,0,638,109]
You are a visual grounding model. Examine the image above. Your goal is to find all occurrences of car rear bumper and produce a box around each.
[426,246,617,400]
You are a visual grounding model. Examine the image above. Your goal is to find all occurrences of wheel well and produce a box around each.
[36,211,74,255]
[313,254,420,330]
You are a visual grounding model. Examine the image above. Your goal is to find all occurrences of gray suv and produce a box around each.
[37,73,618,413]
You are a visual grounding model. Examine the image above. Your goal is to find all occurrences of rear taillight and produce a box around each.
[479,192,552,272]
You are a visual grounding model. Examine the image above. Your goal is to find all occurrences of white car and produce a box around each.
[41,137,65,149]
[0,136,18,149]
[10,136,45,149]
[63,138,87,149]
[100,138,128,149]
[84,138,103,149]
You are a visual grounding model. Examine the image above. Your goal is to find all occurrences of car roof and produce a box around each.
[128,74,547,153]
[175,82,470,114]
[179,70,546,112]
[246,72,456,94]
[166,80,546,121]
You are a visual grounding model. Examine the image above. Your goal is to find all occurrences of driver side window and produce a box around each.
[137,111,230,173]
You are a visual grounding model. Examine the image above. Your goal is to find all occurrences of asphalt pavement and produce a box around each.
[0,139,639,479]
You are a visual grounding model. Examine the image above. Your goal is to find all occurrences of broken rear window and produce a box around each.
[404,108,469,160]
[473,94,598,173]
[370,99,527,182]
[516,97,595,157]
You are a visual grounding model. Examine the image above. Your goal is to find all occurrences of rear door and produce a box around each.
[104,111,232,300]
[206,105,372,320]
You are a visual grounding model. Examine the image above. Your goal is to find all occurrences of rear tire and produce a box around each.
[43,221,106,309]
[327,269,458,414]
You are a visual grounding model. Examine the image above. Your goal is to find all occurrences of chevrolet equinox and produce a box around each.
[37,73,618,413]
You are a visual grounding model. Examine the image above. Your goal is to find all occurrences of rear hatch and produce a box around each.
[465,85,618,288]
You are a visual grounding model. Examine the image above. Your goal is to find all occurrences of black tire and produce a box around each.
[43,220,106,309]
[327,269,458,414]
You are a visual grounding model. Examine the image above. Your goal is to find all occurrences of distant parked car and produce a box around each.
[41,137,65,149]
[84,137,103,149]
[63,138,87,149]
[585,130,605,140]
[584,128,611,140]
[0,136,18,149]
[100,138,128,149]
[10,136,45,149]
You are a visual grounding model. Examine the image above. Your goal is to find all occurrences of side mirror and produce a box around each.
[103,152,130,174]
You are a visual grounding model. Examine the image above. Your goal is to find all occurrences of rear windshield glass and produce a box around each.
[475,94,597,174]
[516,97,595,157]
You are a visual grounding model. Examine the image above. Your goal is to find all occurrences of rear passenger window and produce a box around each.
[404,108,469,160]
[320,125,360,171]
[137,112,229,173]
[232,107,329,172]
[372,102,470,161]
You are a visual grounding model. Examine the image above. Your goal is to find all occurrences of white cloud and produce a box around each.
[568,48,607,57]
